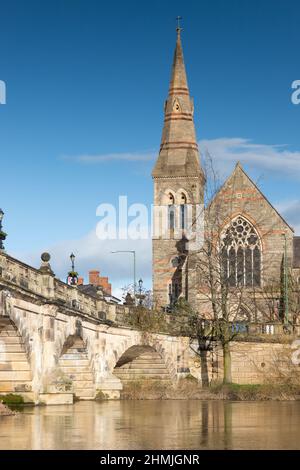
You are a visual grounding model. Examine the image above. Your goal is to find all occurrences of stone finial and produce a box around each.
[124,292,134,306]
[40,252,54,275]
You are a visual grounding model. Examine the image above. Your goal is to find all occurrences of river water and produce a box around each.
[0,400,300,450]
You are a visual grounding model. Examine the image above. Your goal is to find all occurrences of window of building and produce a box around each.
[168,205,175,230]
[221,216,261,287]
[168,193,175,230]
[180,193,187,229]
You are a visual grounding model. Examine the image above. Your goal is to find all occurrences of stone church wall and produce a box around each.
[189,339,300,385]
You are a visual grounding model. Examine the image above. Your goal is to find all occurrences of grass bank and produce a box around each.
[120,377,300,401]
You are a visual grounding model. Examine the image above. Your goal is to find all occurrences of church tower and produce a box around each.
[152,27,205,308]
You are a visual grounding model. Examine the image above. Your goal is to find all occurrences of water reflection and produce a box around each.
[0,400,300,450]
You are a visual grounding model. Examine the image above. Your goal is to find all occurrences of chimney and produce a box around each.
[89,270,100,286]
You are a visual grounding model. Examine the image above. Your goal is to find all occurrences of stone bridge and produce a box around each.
[0,252,190,404]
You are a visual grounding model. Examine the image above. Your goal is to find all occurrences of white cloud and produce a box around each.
[62,151,155,164]
[199,137,300,177]
[18,229,152,298]
[62,137,300,179]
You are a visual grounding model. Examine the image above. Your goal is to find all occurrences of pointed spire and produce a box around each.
[169,27,189,94]
[152,27,204,179]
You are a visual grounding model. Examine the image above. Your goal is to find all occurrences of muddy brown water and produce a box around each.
[0,400,299,450]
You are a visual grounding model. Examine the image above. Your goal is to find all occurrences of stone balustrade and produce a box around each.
[0,251,130,323]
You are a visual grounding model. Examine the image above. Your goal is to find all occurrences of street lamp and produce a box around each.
[70,252,75,272]
[111,250,136,299]
[0,208,6,251]
[67,252,78,286]
[137,278,145,306]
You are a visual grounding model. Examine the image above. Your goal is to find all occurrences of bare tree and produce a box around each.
[174,151,295,384]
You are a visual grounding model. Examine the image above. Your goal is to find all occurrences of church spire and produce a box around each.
[169,26,189,94]
[152,27,203,178]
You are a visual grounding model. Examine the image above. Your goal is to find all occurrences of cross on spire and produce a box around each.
[176,16,182,33]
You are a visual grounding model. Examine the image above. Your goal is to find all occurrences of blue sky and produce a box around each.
[0,0,300,296]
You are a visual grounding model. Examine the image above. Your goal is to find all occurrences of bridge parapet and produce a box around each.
[0,251,129,322]
[0,252,43,296]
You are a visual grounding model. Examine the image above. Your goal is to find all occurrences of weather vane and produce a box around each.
[176,16,183,33]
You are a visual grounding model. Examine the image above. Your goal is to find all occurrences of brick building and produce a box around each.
[78,269,112,295]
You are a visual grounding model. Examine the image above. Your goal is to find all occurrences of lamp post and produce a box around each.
[0,208,6,251]
[137,278,145,306]
[67,252,78,286]
[282,233,289,326]
[70,252,75,272]
[111,250,136,300]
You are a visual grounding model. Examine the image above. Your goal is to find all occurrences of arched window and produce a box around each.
[168,193,175,230]
[221,216,261,287]
[180,193,187,229]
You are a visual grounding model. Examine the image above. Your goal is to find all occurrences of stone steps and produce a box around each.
[64,372,94,382]
[114,350,172,384]
[58,365,91,373]
[114,371,170,379]
[116,377,172,383]
[0,336,24,344]
[0,370,31,381]
[0,324,18,332]
[1,352,30,361]
[0,343,28,353]
[0,362,31,371]
[0,318,33,395]
[119,362,166,370]
[115,367,170,375]
[60,353,89,360]
[59,359,90,367]
[58,341,95,400]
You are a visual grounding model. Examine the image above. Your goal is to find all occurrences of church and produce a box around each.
[152,27,300,319]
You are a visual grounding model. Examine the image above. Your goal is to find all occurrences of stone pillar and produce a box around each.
[39,252,55,300]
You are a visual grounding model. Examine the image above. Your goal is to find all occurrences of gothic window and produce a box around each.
[220,216,261,287]
[168,193,175,230]
[180,193,187,229]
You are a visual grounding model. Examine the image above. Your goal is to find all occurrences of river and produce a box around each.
[0,400,299,450]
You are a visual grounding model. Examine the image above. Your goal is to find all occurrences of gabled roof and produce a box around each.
[210,162,294,233]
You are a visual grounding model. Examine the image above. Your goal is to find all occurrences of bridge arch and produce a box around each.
[113,344,173,385]
[105,332,179,387]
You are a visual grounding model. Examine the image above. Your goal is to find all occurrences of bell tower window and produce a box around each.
[180,193,187,229]
[168,193,175,230]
